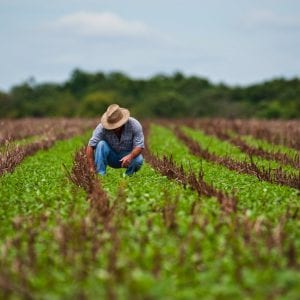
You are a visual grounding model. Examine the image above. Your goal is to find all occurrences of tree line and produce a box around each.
[0,69,299,119]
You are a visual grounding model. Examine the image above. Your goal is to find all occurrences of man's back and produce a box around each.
[86,104,144,176]
[88,117,144,153]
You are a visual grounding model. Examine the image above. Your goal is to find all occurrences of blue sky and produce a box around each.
[0,0,299,90]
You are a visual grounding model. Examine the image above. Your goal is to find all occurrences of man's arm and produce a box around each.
[87,123,104,173]
[120,118,144,168]
[86,145,96,173]
[120,147,143,168]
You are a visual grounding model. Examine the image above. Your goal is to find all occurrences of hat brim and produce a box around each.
[101,108,130,130]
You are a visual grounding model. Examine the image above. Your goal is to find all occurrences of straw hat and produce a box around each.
[101,104,130,130]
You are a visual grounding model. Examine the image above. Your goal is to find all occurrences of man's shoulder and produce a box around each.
[94,123,104,133]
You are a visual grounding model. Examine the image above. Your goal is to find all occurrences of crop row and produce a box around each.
[2,123,300,298]
[143,122,237,214]
[184,118,300,151]
[179,125,299,177]
[162,118,300,170]
[0,119,96,176]
[148,124,300,218]
[0,138,204,298]
[184,118,300,169]
[1,120,300,299]
[0,118,97,146]
[173,126,300,190]
[0,133,92,238]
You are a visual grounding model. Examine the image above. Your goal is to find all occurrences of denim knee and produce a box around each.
[133,154,144,167]
[126,154,143,175]
[95,140,110,156]
[96,140,109,151]
[130,154,143,172]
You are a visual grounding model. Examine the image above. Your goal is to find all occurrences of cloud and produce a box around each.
[49,11,151,38]
[243,10,300,30]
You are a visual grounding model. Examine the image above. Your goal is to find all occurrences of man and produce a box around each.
[86,104,144,176]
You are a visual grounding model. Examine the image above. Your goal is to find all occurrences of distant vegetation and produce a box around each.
[0,69,299,118]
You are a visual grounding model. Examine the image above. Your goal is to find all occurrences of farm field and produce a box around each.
[0,118,300,299]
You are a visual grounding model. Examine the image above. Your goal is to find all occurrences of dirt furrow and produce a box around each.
[0,118,97,146]
[174,126,300,190]
[143,122,237,214]
[185,119,300,169]
[0,121,95,176]
[185,118,300,152]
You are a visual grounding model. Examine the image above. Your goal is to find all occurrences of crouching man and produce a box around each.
[86,104,144,176]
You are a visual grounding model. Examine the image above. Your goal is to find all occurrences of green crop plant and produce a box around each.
[1,121,300,299]
[149,124,300,220]
[240,134,300,159]
[0,133,91,238]
[2,153,299,299]
[0,160,218,299]
[182,126,298,174]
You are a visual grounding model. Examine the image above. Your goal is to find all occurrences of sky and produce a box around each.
[0,0,299,91]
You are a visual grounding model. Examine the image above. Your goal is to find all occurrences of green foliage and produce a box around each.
[0,70,299,118]
[1,125,300,298]
[136,91,187,118]
[182,126,298,174]
[0,133,90,237]
[240,134,299,159]
[78,91,118,117]
[149,125,300,218]
[0,91,12,117]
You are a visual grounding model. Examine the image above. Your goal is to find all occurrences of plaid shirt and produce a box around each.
[88,117,144,153]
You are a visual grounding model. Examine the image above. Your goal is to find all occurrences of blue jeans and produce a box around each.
[94,140,143,176]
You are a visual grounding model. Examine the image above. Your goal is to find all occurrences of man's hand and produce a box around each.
[120,147,143,168]
[120,153,133,168]
[89,166,96,174]
[86,145,96,174]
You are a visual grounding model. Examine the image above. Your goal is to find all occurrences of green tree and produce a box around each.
[78,91,118,117]
[0,91,11,117]
[147,91,187,118]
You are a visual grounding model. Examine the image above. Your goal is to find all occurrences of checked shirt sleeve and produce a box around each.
[132,119,145,149]
[88,124,104,148]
